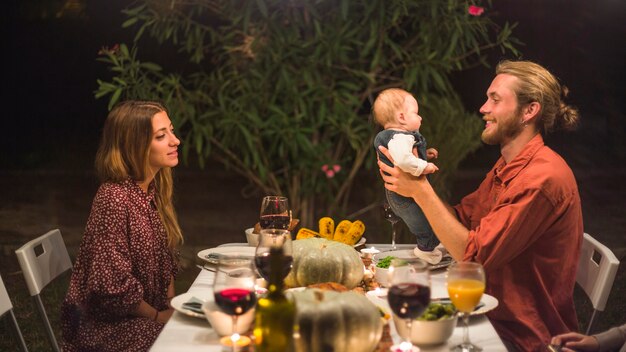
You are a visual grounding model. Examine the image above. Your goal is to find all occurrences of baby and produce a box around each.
[372,88,444,263]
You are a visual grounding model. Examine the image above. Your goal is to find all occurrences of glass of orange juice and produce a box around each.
[446,261,486,352]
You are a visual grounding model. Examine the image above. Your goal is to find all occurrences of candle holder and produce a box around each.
[219,335,251,351]
[360,247,380,258]
[360,247,380,267]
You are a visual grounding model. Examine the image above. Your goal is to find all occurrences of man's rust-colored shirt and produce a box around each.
[454,134,583,351]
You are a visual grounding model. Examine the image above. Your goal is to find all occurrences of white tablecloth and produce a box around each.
[150,244,506,351]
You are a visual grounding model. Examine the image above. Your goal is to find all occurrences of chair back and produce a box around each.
[0,274,14,316]
[576,232,620,334]
[15,229,72,296]
[1,274,29,352]
[15,229,72,352]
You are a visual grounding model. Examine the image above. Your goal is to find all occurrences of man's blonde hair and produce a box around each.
[372,88,412,127]
[496,60,579,134]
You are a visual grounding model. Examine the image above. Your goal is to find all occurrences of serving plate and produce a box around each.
[472,293,499,315]
[170,292,211,319]
[370,289,498,316]
[246,231,365,247]
[431,294,499,316]
[354,236,367,248]
[197,246,256,264]
[372,249,454,270]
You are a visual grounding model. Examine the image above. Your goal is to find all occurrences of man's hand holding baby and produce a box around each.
[423,162,439,174]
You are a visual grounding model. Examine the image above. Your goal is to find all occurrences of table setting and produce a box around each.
[151,196,506,352]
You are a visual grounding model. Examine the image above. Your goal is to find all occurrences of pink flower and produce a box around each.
[468,5,485,16]
[321,164,341,178]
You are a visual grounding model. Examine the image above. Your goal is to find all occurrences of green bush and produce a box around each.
[95,0,519,226]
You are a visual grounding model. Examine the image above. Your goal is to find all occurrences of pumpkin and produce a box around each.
[285,238,364,289]
[287,288,383,352]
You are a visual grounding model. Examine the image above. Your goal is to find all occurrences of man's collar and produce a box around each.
[494,134,545,184]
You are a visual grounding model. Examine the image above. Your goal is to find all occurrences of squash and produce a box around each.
[285,238,364,289]
[287,288,383,352]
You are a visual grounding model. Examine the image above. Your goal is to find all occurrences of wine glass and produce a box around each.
[254,229,293,283]
[382,202,400,250]
[446,262,486,352]
[387,258,430,352]
[212,255,257,351]
[260,196,291,230]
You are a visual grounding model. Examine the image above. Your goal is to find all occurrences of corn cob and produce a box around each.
[345,220,365,245]
[332,220,353,243]
[318,217,335,240]
[296,227,320,240]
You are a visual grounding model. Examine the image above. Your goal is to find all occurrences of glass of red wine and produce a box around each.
[254,229,293,283]
[382,202,400,250]
[212,255,257,351]
[259,196,291,230]
[387,257,430,352]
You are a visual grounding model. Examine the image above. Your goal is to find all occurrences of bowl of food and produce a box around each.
[393,302,457,346]
[373,255,395,287]
[245,228,259,247]
[246,219,300,247]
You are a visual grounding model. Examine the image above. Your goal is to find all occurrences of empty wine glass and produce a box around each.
[446,261,486,352]
[254,229,293,283]
[212,255,257,351]
[259,196,291,230]
[387,258,430,352]
[382,202,400,250]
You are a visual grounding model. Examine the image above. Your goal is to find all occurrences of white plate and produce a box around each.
[431,294,499,316]
[372,249,454,270]
[354,236,367,247]
[372,249,414,262]
[170,292,212,319]
[284,287,306,294]
[472,293,499,315]
[197,246,256,264]
[293,237,366,247]
[366,288,389,299]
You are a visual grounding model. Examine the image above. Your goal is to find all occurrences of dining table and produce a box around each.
[150,243,506,352]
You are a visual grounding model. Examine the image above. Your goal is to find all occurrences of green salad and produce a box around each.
[375,255,395,269]
[417,302,457,321]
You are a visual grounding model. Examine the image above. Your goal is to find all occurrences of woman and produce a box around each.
[61,100,183,351]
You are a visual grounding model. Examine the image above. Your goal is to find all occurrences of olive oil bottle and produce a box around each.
[253,246,296,351]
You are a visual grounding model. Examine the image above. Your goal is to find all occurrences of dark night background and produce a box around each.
[0,0,625,345]
[2,0,625,171]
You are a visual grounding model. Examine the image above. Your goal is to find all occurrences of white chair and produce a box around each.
[576,232,620,334]
[1,274,29,352]
[15,229,72,352]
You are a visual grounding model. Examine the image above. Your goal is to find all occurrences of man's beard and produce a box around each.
[481,111,524,145]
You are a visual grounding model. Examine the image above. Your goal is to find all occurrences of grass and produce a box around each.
[1,243,623,351]
[0,248,200,351]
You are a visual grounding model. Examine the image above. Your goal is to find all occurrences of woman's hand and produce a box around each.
[550,332,599,352]
[156,308,175,324]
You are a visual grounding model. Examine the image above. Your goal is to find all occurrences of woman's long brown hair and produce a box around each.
[95,100,183,248]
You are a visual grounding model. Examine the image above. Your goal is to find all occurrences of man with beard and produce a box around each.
[378,60,583,351]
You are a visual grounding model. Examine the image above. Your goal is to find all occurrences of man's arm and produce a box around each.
[377,146,469,260]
